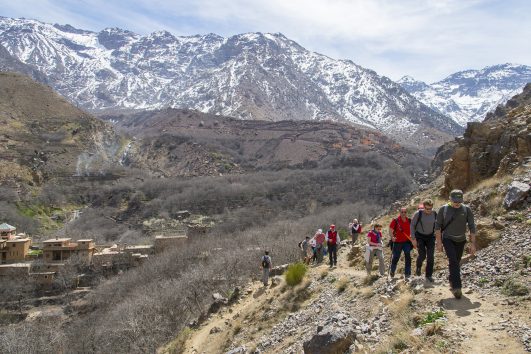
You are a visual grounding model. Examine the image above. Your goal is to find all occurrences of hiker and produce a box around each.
[299,236,311,264]
[261,251,272,286]
[326,224,340,267]
[365,223,385,276]
[410,199,437,282]
[435,190,476,299]
[349,219,362,244]
[389,207,413,279]
[314,229,326,263]
[310,236,319,263]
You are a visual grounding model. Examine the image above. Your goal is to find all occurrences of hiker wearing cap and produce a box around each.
[314,229,326,263]
[410,199,437,282]
[349,219,363,244]
[326,224,340,267]
[389,207,413,279]
[435,190,476,299]
[260,251,272,286]
[365,223,385,276]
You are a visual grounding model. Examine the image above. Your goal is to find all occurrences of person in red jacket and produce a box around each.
[389,207,413,279]
[326,224,340,267]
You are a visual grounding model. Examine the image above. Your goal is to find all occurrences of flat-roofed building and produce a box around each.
[0,263,31,278]
[1,238,32,263]
[42,238,95,264]
[154,235,188,254]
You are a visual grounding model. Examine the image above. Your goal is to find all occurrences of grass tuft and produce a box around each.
[501,278,529,296]
[284,262,307,287]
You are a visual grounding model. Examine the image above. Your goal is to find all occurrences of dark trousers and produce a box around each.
[328,244,337,266]
[416,235,435,277]
[390,242,412,276]
[443,237,466,289]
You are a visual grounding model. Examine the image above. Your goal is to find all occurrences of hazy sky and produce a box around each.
[1,0,529,82]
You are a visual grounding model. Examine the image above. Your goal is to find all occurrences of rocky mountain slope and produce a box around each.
[398,63,531,126]
[439,83,531,196]
[0,72,122,190]
[0,17,462,151]
[103,108,428,177]
[0,43,47,83]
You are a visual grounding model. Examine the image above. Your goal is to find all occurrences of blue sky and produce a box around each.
[1,0,529,82]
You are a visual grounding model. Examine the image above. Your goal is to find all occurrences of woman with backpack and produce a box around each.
[349,219,362,244]
[365,223,385,276]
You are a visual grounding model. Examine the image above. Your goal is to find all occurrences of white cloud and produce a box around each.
[1,0,529,81]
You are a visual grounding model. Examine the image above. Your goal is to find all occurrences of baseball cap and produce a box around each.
[450,189,464,203]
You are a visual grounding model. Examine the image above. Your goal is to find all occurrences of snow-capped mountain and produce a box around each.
[0,17,462,148]
[398,64,531,126]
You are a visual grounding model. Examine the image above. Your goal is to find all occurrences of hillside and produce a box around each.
[398,63,531,126]
[0,17,462,152]
[102,108,428,177]
[0,72,123,186]
[0,72,123,233]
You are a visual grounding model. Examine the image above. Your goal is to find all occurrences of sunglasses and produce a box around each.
[424,207,433,211]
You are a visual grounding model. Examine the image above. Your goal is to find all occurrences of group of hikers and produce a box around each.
[261,189,476,299]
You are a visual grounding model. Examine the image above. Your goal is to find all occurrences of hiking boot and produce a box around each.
[389,271,395,278]
[451,288,462,299]
[415,267,421,277]
[425,276,434,283]
[405,275,411,282]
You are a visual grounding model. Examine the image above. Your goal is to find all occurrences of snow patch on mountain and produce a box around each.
[398,64,531,126]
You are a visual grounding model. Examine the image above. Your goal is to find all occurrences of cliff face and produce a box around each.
[440,83,531,195]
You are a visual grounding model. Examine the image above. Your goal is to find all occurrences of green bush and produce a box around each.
[502,278,529,296]
[284,262,307,286]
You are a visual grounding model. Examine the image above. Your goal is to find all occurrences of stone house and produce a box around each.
[42,238,95,264]
[154,235,188,254]
[0,237,32,263]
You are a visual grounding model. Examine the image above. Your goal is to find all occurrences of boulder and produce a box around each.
[504,181,530,209]
[209,293,228,313]
[347,245,362,261]
[303,325,356,354]
[270,264,289,276]
[226,346,246,354]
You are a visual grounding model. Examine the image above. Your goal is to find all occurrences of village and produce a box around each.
[0,221,189,290]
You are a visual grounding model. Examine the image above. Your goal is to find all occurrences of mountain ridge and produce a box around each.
[0,17,462,152]
[398,63,531,126]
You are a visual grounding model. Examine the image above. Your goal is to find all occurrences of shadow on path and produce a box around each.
[441,296,481,317]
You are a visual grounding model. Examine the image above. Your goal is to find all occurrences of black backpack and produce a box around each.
[261,256,270,268]
[414,210,437,235]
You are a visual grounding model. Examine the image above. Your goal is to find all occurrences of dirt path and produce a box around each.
[429,284,526,354]
[182,245,528,354]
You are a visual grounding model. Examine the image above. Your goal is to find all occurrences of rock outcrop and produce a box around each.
[440,83,531,196]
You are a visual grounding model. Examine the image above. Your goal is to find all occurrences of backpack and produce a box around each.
[261,256,270,268]
[441,204,467,232]
[414,210,437,235]
[392,217,411,235]
[390,216,412,248]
